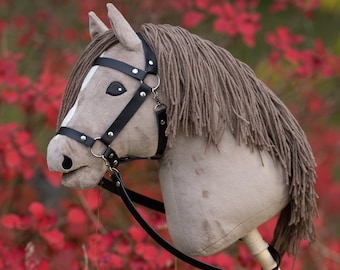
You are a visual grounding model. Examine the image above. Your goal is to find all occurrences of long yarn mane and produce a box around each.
[57,24,318,257]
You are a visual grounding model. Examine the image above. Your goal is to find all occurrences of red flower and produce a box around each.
[266,26,304,52]
[29,202,45,222]
[1,214,22,229]
[210,1,261,47]
[296,39,335,78]
[135,242,158,262]
[0,123,40,181]
[4,149,21,169]
[128,225,147,242]
[40,229,65,250]
[78,189,102,211]
[183,11,205,28]
[67,207,87,225]
[211,3,239,36]
[175,0,261,47]
[108,253,124,268]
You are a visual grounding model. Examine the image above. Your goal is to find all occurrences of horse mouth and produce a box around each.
[62,166,100,189]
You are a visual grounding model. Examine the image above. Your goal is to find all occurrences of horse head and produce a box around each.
[47,4,161,189]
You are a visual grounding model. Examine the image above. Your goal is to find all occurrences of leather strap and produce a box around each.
[100,83,152,145]
[267,245,281,270]
[101,172,222,270]
[153,107,167,158]
[58,127,95,147]
[92,33,157,79]
[136,32,158,75]
[93,57,146,81]
[100,176,165,213]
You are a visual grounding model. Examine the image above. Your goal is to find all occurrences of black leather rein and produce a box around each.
[56,33,222,270]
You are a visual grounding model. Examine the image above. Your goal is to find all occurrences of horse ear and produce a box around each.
[89,11,109,40]
[106,3,141,51]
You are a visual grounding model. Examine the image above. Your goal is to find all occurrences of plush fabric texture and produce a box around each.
[57,24,317,256]
[159,131,289,256]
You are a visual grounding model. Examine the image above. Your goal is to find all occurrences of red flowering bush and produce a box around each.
[174,0,261,46]
[1,0,339,269]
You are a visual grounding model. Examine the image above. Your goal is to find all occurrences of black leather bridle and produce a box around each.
[56,34,225,270]
[58,33,167,169]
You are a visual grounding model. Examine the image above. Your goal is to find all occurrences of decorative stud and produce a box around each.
[160,119,166,125]
[140,91,146,97]
[109,153,114,159]
[116,180,121,187]
[113,160,119,166]
[148,60,154,66]
[80,135,87,141]
[132,68,138,74]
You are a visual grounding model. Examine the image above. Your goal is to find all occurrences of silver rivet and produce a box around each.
[115,181,121,187]
[140,91,146,97]
[113,160,119,166]
[132,68,138,74]
[160,119,166,125]
[80,135,87,141]
[109,153,114,158]
[107,131,114,137]
[148,60,154,66]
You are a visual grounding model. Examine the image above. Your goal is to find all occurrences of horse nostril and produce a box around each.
[62,155,73,170]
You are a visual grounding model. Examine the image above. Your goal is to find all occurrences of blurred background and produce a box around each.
[0,0,339,269]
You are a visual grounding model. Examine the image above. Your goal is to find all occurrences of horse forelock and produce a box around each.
[57,31,118,129]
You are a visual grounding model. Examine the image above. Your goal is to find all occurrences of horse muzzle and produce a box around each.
[47,135,107,189]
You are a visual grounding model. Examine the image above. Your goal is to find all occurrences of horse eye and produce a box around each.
[106,82,127,96]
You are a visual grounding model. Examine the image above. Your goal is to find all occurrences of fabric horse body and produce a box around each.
[159,130,289,256]
[47,4,317,269]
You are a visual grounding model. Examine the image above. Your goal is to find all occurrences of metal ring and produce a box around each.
[90,138,118,172]
[151,74,161,91]
[142,74,160,92]
[90,137,104,158]
[154,102,167,111]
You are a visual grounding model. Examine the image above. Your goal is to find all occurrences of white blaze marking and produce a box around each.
[61,53,105,126]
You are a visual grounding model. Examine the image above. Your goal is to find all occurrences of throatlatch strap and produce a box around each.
[100,173,222,270]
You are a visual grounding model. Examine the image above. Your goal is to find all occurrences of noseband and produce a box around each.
[57,33,167,170]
